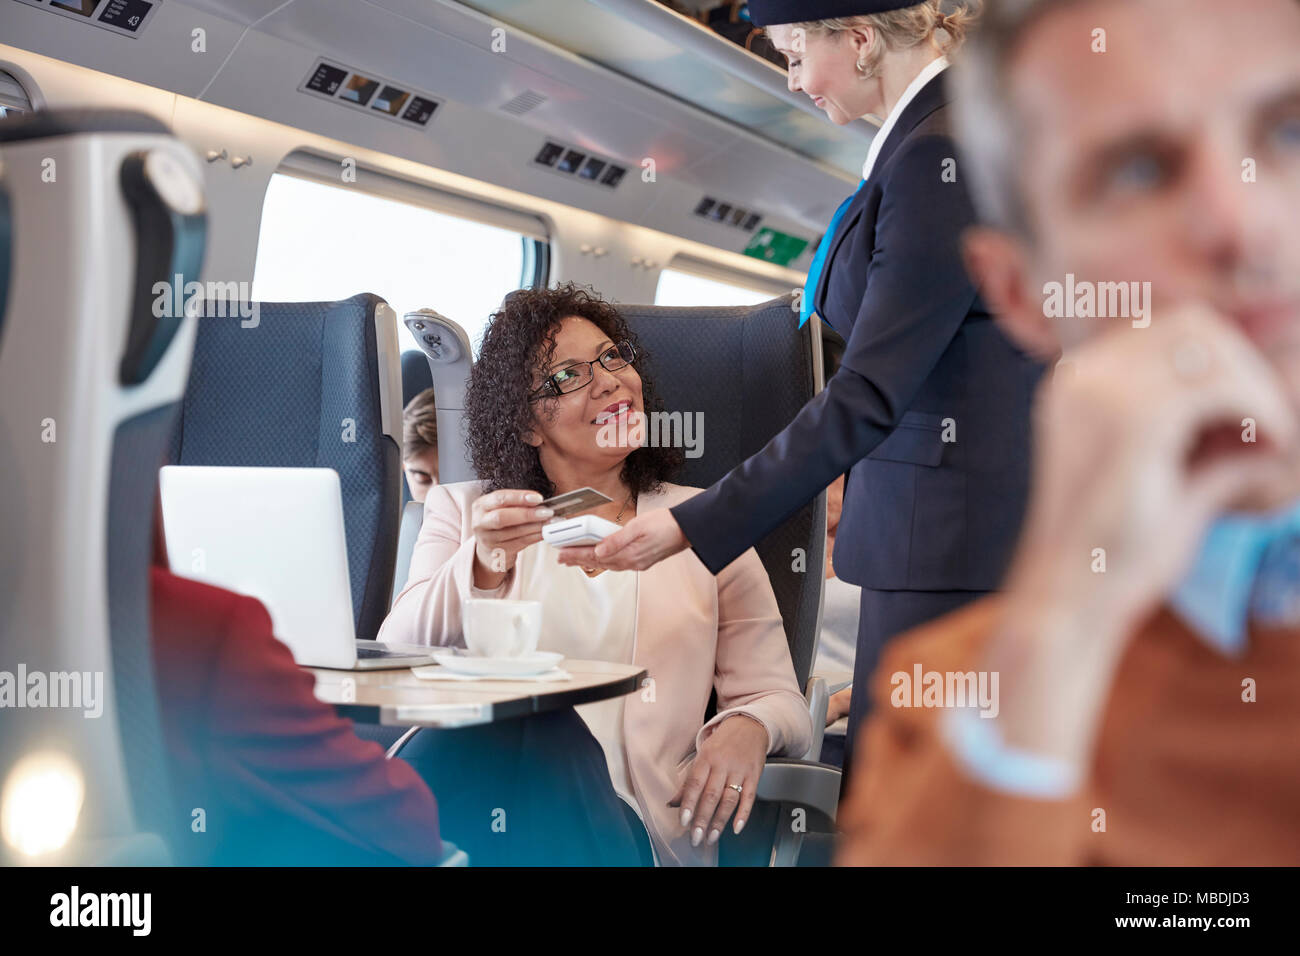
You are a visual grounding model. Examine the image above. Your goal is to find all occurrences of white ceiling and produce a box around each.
[0,0,866,249]
[455,0,875,175]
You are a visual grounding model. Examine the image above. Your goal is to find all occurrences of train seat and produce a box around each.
[616,296,838,865]
[169,293,403,642]
[400,347,435,409]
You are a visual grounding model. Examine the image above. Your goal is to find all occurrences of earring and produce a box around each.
[855,57,869,76]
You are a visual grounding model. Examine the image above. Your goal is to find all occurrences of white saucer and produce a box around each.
[432,650,564,676]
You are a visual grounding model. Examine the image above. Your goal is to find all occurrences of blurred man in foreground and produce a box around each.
[839,0,1300,864]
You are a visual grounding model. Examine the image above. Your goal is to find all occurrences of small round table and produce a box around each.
[310,658,646,729]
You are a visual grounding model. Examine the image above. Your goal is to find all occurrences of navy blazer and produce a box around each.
[671,73,1043,591]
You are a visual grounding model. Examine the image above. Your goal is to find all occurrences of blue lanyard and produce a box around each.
[799,179,865,328]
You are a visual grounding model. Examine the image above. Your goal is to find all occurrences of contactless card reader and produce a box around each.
[542,514,623,547]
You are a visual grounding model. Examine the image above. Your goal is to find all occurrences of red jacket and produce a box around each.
[150,568,442,865]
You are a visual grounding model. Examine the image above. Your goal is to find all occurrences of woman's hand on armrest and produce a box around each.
[670,713,768,848]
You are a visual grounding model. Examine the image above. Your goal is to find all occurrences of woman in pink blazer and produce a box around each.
[380,284,812,865]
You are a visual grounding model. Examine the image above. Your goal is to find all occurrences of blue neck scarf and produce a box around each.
[1169,501,1300,653]
[799,180,865,328]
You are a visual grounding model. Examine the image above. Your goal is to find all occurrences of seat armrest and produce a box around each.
[755,758,841,824]
[804,675,829,761]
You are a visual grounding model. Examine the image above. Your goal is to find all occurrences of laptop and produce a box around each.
[159,465,436,670]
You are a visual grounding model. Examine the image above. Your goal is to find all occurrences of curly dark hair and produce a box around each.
[465,283,683,498]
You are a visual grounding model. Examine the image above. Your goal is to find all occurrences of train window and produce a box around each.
[654,266,779,308]
[252,171,546,355]
[0,70,34,118]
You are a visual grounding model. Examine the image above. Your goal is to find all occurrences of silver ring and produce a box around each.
[728,783,743,794]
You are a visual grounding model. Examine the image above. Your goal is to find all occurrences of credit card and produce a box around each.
[540,486,612,519]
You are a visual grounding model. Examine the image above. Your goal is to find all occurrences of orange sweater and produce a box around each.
[836,599,1300,865]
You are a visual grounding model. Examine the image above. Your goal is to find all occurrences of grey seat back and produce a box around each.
[0,110,206,862]
[618,296,826,685]
[401,347,435,408]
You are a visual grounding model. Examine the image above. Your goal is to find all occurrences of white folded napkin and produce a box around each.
[410,665,572,683]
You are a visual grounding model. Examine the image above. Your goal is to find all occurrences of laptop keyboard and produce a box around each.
[357,645,415,659]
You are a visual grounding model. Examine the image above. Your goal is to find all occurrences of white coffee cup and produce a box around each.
[463,599,542,658]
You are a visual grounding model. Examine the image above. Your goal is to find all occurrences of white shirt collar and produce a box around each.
[861,56,950,181]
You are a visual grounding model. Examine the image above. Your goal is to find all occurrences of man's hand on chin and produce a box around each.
[981,305,1300,773]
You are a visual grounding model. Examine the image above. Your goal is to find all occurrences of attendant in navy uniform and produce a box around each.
[560,0,1044,788]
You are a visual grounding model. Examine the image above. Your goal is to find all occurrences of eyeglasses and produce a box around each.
[529,341,637,402]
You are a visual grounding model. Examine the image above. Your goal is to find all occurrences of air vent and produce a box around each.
[500,90,548,116]
[531,139,627,189]
[694,197,762,232]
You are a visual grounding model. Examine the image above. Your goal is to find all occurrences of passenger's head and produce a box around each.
[465,284,682,497]
[764,1,976,123]
[402,387,439,502]
[955,0,1300,503]
[956,0,1300,357]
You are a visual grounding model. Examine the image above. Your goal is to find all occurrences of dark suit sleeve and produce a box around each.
[672,132,978,573]
[208,594,444,865]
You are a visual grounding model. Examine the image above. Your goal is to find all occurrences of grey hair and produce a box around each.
[950,0,1084,234]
